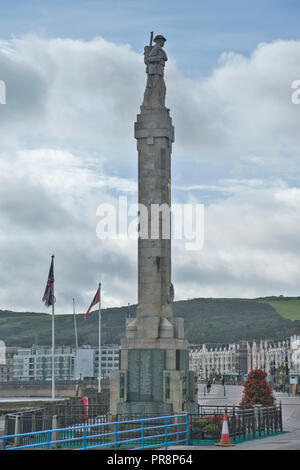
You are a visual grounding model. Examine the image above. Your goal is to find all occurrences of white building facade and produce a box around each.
[189,336,300,380]
[189,341,251,379]
[75,344,120,380]
[13,346,75,381]
[13,344,121,381]
[290,335,300,374]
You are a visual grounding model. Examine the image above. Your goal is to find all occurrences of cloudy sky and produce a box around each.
[0,0,300,314]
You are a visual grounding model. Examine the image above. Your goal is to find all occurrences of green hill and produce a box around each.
[1,297,300,348]
[256,296,300,321]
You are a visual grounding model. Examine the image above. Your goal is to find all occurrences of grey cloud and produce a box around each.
[0,35,300,314]
[0,45,48,127]
[0,179,74,231]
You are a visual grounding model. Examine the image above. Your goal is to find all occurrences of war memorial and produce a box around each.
[110,34,198,416]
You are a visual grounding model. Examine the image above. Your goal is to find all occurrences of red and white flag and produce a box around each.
[84,287,100,319]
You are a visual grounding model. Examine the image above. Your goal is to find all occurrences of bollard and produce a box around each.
[253,404,262,430]
[224,386,226,397]
[14,415,21,447]
[82,396,89,419]
[204,386,206,396]
[51,415,59,449]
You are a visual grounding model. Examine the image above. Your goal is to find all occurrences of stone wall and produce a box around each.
[0,379,109,398]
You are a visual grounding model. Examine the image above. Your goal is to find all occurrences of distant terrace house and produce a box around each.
[189,336,299,383]
[189,341,251,379]
[290,335,300,374]
[251,339,292,375]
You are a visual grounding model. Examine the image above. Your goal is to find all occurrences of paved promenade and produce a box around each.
[172,384,300,450]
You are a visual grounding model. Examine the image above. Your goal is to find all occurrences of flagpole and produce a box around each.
[73,298,78,350]
[51,254,55,401]
[98,283,101,393]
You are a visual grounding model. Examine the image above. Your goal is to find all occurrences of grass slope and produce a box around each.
[1,297,300,348]
[256,296,300,321]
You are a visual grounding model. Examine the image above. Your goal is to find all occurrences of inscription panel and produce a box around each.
[128,349,165,402]
[128,350,140,401]
[179,349,189,400]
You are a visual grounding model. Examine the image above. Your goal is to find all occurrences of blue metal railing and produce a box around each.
[0,414,188,450]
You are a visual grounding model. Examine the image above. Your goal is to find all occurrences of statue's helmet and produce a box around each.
[154,35,166,43]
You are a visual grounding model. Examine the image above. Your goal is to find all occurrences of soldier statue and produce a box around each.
[142,34,168,110]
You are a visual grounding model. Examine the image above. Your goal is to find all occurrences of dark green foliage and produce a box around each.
[1,297,300,347]
[173,298,300,344]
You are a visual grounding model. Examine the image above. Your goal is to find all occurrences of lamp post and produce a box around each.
[270,360,275,389]
[285,347,289,393]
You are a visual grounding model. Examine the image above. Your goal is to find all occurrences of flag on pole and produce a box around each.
[85,287,100,319]
[42,256,55,307]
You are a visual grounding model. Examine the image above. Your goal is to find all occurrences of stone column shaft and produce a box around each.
[133,108,175,337]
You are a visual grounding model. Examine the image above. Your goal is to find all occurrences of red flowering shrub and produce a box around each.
[206,415,223,427]
[239,369,275,407]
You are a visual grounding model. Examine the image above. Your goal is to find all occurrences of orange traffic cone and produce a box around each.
[215,413,235,447]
